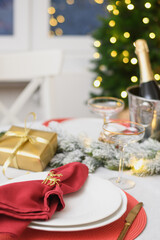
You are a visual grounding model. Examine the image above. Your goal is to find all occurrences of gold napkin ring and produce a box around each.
[42,172,63,186]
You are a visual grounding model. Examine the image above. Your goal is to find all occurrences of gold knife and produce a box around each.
[117,202,143,240]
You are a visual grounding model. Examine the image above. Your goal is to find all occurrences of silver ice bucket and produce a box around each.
[127,85,160,141]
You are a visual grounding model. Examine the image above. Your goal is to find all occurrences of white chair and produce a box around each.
[0,50,63,124]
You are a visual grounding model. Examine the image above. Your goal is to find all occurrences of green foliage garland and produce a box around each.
[48,121,160,176]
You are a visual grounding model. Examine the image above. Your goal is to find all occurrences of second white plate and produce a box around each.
[30,189,127,232]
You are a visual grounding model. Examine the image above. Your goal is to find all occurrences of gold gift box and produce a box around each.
[0,126,57,172]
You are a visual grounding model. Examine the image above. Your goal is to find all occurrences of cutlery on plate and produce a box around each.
[117,202,143,240]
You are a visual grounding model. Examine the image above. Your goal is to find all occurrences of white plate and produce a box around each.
[29,190,127,232]
[33,174,122,226]
[1,172,123,227]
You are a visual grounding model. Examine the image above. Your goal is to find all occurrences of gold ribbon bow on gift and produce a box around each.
[1,112,53,179]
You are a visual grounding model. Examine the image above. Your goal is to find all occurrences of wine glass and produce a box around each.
[103,120,145,189]
[87,97,124,123]
[88,97,124,141]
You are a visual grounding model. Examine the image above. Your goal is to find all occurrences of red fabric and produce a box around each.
[43,118,72,126]
[0,162,88,239]
[17,192,147,240]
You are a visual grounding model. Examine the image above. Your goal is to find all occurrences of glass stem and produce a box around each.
[117,145,124,183]
[103,114,109,124]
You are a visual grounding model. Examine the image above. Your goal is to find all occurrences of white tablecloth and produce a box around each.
[0,118,159,240]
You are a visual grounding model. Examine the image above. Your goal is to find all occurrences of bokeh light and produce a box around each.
[121,91,128,98]
[149,32,156,39]
[123,57,129,63]
[130,58,138,64]
[122,50,129,57]
[110,37,117,43]
[154,74,160,81]
[131,76,138,82]
[145,2,151,8]
[124,32,130,38]
[94,40,101,47]
[93,52,100,58]
[109,20,116,27]
[127,4,134,10]
[111,50,117,57]
[142,17,149,24]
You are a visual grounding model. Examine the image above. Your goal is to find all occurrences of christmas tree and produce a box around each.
[91,0,160,105]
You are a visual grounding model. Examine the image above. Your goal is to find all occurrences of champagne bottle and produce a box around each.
[135,39,160,100]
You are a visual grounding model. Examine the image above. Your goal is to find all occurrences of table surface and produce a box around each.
[0,117,159,240]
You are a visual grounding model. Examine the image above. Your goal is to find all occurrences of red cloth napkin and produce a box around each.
[0,162,88,239]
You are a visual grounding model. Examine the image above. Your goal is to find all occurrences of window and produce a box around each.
[32,0,106,51]
[0,0,106,51]
[48,0,106,36]
[0,0,29,51]
[0,0,13,35]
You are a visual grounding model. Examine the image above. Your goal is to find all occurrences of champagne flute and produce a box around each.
[103,120,145,189]
[88,97,124,141]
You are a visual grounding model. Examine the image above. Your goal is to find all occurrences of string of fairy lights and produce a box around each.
[92,0,160,99]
